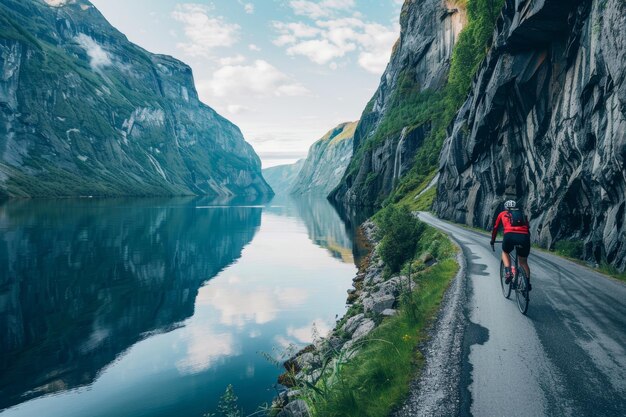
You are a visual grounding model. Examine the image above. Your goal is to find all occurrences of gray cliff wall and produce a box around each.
[435,0,626,270]
[330,0,466,208]
[0,0,271,198]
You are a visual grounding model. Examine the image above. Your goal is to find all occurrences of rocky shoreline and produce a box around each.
[272,220,428,417]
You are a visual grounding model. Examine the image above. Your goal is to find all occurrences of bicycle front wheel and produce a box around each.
[516,268,529,314]
[500,261,511,299]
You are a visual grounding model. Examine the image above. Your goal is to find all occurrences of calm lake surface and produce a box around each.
[0,195,359,417]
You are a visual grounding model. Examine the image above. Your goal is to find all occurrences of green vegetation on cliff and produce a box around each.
[291,121,357,196]
[344,0,505,208]
[0,0,270,198]
[389,0,505,207]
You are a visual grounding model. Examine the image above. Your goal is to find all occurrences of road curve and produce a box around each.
[418,212,626,417]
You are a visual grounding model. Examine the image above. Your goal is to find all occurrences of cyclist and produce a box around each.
[490,200,532,291]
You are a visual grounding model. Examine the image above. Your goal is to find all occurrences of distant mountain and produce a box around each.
[262,122,356,196]
[0,0,272,198]
[262,159,305,196]
[291,121,356,196]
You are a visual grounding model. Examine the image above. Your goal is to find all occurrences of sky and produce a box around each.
[88,0,403,168]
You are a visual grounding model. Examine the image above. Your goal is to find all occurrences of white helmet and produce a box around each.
[504,200,517,209]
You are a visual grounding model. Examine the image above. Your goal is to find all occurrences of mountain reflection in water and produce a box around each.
[0,195,358,416]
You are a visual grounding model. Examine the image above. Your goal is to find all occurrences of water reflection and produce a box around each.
[0,196,356,416]
[0,198,261,410]
[266,194,358,264]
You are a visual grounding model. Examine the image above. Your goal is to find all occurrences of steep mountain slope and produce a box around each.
[291,121,356,196]
[435,0,626,271]
[262,121,356,196]
[0,0,271,198]
[330,0,467,208]
[262,159,304,195]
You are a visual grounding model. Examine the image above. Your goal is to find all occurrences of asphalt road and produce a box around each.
[418,212,626,417]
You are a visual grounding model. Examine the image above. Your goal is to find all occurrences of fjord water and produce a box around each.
[0,196,357,417]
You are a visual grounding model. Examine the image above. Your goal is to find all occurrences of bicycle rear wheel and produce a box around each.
[516,268,529,314]
[500,261,511,299]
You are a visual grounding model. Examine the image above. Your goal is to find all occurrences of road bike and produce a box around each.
[494,241,530,314]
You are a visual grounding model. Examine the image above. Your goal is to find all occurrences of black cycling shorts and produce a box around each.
[502,232,531,257]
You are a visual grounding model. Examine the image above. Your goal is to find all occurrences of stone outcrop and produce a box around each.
[0,0,271,198]
[331,0,466,208]
[435,0,626,271]
[272,220,429,415]
[276,399,310,417]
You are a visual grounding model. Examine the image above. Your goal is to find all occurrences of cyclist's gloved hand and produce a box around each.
[490,241,495,252]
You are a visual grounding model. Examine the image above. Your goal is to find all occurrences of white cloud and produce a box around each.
[289,0,355,19]
[201,60,309,98]
[227,104,251,114]
[273,16,398,73]
[248,43,261,51]
[196,275,309,327]
[354,21,399,73]
[75,34,112,70]
[171,3,240,57]
[44,0,72,6]
[176,325,238,374]
[218,54,247,65]
[287,39,352,64]
[236,0,255,14]
[287,319,333,344]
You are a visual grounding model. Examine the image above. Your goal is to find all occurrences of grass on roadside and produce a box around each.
[597,263,626,283]
[391,171,438,213]
[310,261,458,417]
[307,210,458,417]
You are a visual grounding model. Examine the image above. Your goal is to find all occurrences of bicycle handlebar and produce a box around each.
[491,240,502,252]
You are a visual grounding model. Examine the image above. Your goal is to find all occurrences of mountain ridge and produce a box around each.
[262,121,356,196]
[0,0,272,199]
[291,121,356,196]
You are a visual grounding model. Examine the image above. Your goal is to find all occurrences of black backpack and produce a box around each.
[507,208,526,227]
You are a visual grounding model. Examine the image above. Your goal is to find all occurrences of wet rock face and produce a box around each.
[331,0,466,207]
[435,0,626,270]
[0,0,271,198]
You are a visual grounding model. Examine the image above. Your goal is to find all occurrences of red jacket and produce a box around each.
[491,210,530,241]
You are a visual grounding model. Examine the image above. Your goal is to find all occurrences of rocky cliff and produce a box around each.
[330,0,466,208]
[262,121,356,196]
[291,121,357,196]
[435,0,626,271]
[0,0,271,198]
